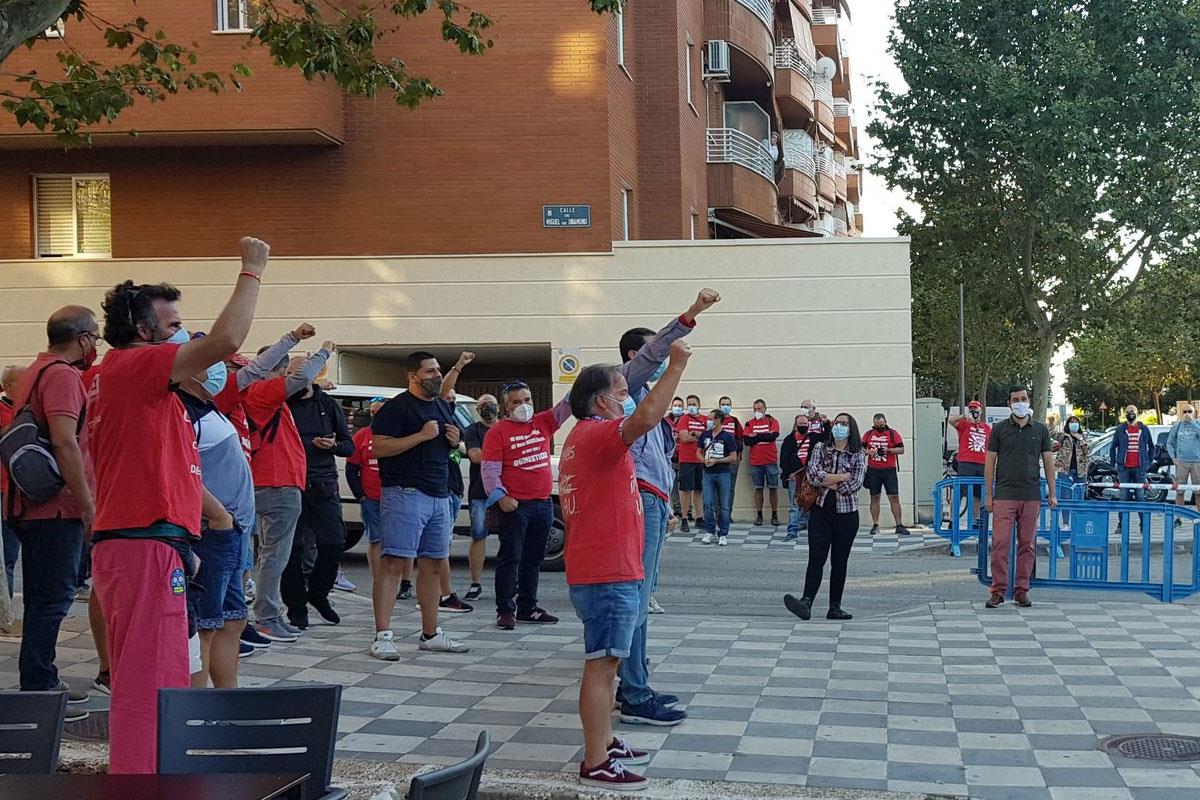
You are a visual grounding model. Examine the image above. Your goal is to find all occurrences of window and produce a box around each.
[685,39,694,107]
[616,8,625,67]
[34,175,112,258]
[621,188,632,241]
[690,212,699,240]
[215,0,261,32]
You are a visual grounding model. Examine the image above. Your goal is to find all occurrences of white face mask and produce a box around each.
[1011,402,1031,419]
[511,403,534,423]
[754,411,765,420]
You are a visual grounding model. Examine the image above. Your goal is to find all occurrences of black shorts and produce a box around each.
[864,467,899,497]
[957,460,985,498]
[678,462,703,492]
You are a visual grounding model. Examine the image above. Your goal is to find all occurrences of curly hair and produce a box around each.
[101,280,181,347]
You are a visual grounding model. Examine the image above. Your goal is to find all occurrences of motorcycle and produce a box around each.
[1086,453,1173,503]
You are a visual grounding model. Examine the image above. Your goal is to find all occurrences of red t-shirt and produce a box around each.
[482,409,560,501]
[0,399,12,498]
[561,417,644,586]
[8,354,94,521]
[955,419,991,465]
[674,414,708,464]
[744,416,780,466]
[721,416,744,453]
[213,378,251,461]
[863,427,904,470]
[1124,424,1142,468]
[91,344,202,535]
[348,426,381,501]
[794,432,813,466]
[243,377,306,490]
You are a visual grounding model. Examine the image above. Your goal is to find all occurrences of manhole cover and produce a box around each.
[63,710,109,742]
[1101,734,1200,762]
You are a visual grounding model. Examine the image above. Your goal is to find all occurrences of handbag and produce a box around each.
[790,463,821,512]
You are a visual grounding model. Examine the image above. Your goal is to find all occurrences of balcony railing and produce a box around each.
[816,147,835,175]
[808,216,836,236]
[833,158,847,179]
[783,129,815,175]
[735,0,774,30]
[832,217,848,236]
[774,38,815,77]
[707,128,775,183]
[813,77,834,106]
[833,98,851,117]
[811,6,839,24]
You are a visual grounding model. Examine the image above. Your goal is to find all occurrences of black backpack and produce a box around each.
[0,361,82,509]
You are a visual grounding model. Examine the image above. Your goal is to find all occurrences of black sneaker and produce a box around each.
[679,519,689,533]
[241,624,272,649]
[771,514,781,526]
[755,514,764,527]
[309,596,340,625]
[783,593,812,621]
[439,593,473,613]
[397,580,413,600]
[895,524,911,537]
[618,697,687,726]
[464,583,483,602]
[287,610,310,630]
[516,608,559,625]
[869,524,880,536]
[826,605,853,620]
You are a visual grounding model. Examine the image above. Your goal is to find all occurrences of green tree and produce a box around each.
[0,0,621,146]
[871,0,1200,421]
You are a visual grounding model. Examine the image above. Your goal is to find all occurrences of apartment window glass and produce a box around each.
[34,175,112,258]
[685,41,694,105]
[216,0,261,32]
[616,9,625,66]
[621,188,632,241]
[690,213,699,240]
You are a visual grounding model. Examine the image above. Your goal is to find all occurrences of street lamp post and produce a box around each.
[1099,401,1108,429]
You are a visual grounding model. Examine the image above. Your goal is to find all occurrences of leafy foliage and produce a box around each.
[0,0,624,146]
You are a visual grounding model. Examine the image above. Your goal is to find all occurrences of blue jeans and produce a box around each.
[191,530,248,629]
[784,478,809,534]
[361,497,382,544]
[569,580,641,660]
[1117,466,1148,532]
[1,520,19,597]
[495,498,552,615]
[380,486,451,559]
[617,492,669,706]
[12,518,83,690]
[702,471,732,535]
[468,497,488,540]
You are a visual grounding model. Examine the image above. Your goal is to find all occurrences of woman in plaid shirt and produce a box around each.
[784,413,867,622]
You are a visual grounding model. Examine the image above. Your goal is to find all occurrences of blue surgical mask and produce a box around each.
[619,395,637,417]
[832,423,850,441]
[166,327,190,345]
[202,360,227,397]
[671,407,684,417]
[686,404,699,415]
[720,404,732,415]
[1068,422,1080,433]
[649,362,667,382]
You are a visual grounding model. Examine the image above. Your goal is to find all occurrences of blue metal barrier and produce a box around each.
[972,499,1200,602]
[932,477,1086,557]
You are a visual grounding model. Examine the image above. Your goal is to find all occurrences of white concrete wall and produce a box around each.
[0,237,914,517]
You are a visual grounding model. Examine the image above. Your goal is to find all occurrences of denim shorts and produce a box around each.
[361,498,382,545]
[191,529,248,630]
[468,497,489,540]
[750,463,782,489]
[569,581,641,660]
[381,486,451,559]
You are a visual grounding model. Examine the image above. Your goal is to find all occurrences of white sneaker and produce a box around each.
[700,533,714,545]
[648,596,665,615]
[369,630,401,661]
[717,536,728,546]
[418,627,470,653]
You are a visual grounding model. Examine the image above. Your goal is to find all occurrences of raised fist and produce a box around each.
[694,288,720,310]
[321,340,336,353]
[292,323,316,340]
[239,236,270,275]
[668,339,693,367]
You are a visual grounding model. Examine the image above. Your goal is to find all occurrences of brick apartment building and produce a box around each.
[0,0,863,259]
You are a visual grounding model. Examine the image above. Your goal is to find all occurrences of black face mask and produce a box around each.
[874,423,887,430]
[796,426,808,434]
[1127,413,1137,422]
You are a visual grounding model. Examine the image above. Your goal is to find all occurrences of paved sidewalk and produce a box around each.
[11,593,1200,800]
[669,521,942,554]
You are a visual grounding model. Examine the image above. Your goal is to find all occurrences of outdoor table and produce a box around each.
[0,772,310,799]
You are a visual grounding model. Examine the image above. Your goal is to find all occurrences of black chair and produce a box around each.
[0,691,67,774]
[408,731,490,800]
[157,685,347,800]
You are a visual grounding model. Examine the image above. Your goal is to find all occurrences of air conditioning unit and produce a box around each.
[704,40,731,81]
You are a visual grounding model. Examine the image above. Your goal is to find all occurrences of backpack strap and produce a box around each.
[247,406,285,446]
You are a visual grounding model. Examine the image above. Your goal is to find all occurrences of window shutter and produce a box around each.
[75,179,112,255]
[34,176,75,257]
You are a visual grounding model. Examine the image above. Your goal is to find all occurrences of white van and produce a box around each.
[327,385,566,571]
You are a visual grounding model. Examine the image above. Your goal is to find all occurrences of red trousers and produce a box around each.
[990,499,1040,594]
[92,539,190,775]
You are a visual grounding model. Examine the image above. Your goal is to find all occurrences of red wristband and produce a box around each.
[239,271,261,282]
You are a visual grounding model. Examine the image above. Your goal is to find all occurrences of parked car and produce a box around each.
[327,385,566,571]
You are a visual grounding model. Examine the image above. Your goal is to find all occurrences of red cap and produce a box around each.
[227,353,250,368]
[968,400,982,410]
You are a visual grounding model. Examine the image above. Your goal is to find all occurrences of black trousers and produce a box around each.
[802,504,859,607]
[282,477,346,616]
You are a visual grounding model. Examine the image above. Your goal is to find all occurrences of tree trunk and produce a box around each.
[1032,332,1057,423]
[0,0,72,63]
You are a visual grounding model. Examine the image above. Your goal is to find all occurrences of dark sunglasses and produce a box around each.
[503,380,528,393]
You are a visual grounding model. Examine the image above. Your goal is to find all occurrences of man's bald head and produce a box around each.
[0,365,24,395]
[46,305,98,347]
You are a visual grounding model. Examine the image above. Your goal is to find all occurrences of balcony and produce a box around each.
[832,217,848,237]
[812,6,840,57]
[815,147,836,208]
[813,78,836,143]
[789,0,814,23]
[774,40,816,128]
[847,166,861,204]
[705,0,774,81]
[833,156,848,200]
[854,211,864,233]
[780,167,818,220]
[707,127,779,224]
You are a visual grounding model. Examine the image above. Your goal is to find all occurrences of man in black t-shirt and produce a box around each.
[462,394,498,601]
[368,351,469,659]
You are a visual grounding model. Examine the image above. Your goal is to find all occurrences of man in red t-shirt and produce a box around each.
[948,400,991,527]
[743,399,781,527]
[482,381,570,629]
[347,400,385,589]
[4,306,100,714]
[559,340,690,791]
[89,236,269,775]
[672,394,707,532]
[0,365,26,602]
[862,413,908,536]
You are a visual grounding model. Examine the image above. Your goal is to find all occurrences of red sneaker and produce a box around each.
[579,758,648,791]
[608,736,651,766]
[496,612,516,631]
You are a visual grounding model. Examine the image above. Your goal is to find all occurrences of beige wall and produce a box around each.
[0,237,914,516]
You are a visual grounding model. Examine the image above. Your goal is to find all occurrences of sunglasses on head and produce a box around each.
[503,380,528,393]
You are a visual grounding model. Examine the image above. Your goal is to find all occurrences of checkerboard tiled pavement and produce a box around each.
[668,521,943,554]
[18,595,1200,799]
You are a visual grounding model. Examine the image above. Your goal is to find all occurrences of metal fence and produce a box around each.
[735,0,774,29]
[706,128,774,182]
[774,38,816,77]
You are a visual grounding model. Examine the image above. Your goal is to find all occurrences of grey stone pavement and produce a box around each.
[8,527,1200,800]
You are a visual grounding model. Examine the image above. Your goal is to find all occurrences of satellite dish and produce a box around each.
[815,56,837,80]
